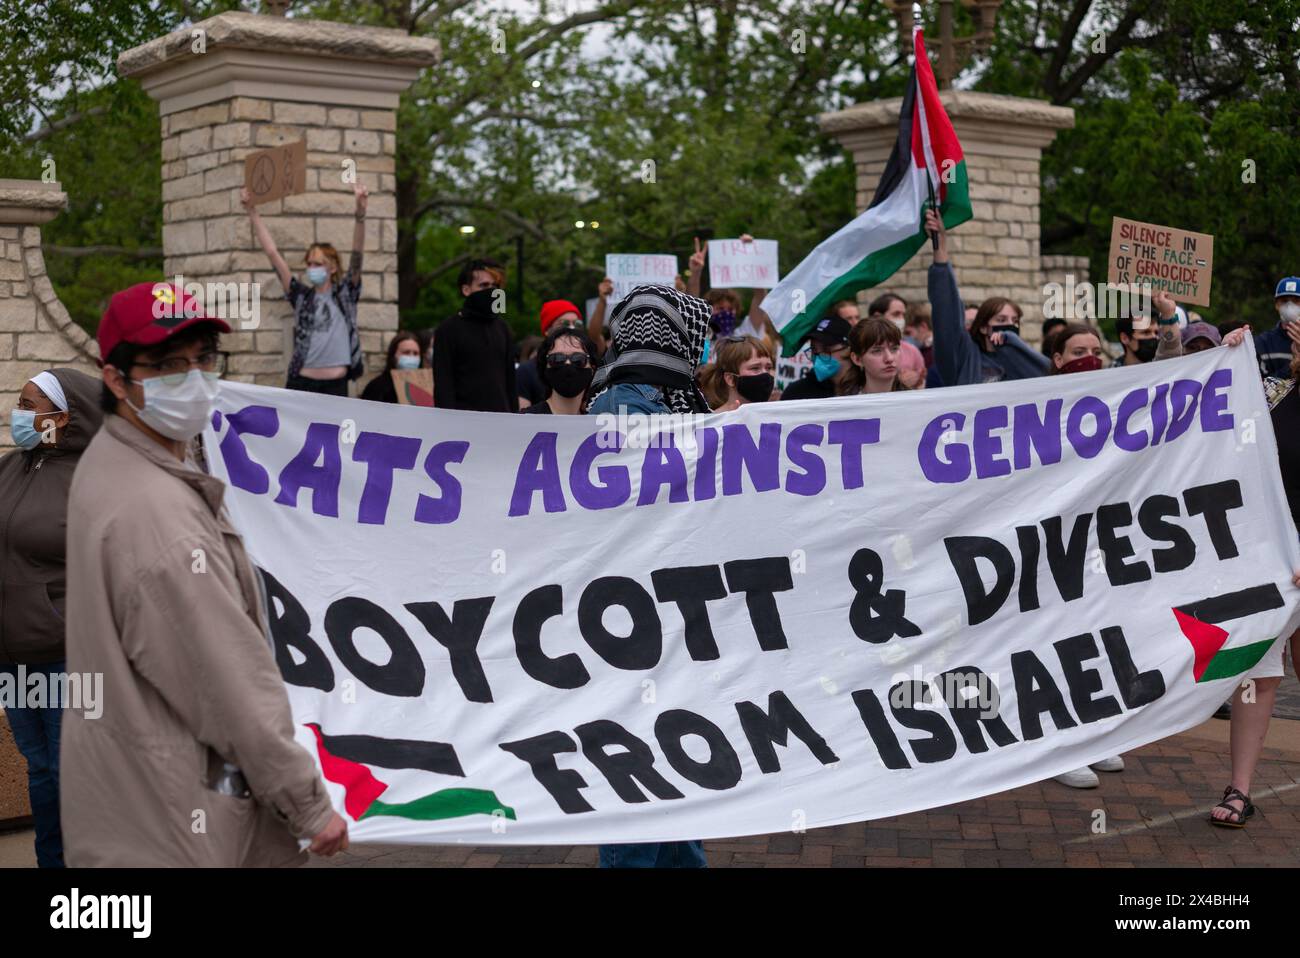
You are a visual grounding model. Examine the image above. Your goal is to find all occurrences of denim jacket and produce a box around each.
[586,382,670,416]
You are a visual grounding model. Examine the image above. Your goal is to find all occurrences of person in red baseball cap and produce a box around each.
[58,280,349,866]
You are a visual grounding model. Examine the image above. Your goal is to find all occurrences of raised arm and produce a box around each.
[925,207,982,387]
[1151,290,1183,361]
[589,276,612,354]
[240,187,293,293]
[349,183,368,284]
[687,236,705,298]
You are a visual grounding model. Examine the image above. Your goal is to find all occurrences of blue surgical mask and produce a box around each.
[9,409,41,450]
[395,355,420,370]
[306,266,329,287]
[813,353,842,382]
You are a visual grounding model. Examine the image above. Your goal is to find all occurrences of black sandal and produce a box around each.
[1209,786,1255,828]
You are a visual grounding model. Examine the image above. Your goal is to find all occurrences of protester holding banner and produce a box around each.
[700,335,776,410]
[241,184,368,396]
[433,258,517,413]
[925,209,1048,387]
[0,368,102,868]
[1254,277,1300,379]
[779,315,853,402]
[360,332,424,404]
[60,282,348,866]
[1046,323,1107,374]
[836,317,910,395]
[522,325,598,415]
[866,294,927,388]
[1210,339,1300,825]
[581,283,710,866]
[1040,316,1067,359]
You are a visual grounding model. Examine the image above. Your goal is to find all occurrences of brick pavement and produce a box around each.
[4,695,1297,869]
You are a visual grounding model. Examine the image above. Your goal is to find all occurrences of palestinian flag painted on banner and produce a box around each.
[307,723,516,823]
[764,28,972,356]
[1172,584,1286,682]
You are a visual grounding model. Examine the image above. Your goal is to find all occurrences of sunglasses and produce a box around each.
[546,352,590,368]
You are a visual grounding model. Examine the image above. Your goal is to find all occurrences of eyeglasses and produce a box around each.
[132,350,228,383]
[546,352,590,369]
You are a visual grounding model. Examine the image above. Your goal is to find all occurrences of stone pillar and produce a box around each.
[820,91,1076,345]
[117,11,438,387]
[0,180,100,449]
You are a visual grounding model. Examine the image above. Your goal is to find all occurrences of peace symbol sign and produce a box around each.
[250,155,275,195]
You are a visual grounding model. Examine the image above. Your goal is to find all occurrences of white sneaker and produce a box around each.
[1090,755,1125,773]
[1054,766,1100,788]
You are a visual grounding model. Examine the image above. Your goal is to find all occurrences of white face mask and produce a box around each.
[125,368,221,441]
[1279,302,1300,323]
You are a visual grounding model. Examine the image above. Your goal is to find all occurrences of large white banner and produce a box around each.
[203,343,1299,845]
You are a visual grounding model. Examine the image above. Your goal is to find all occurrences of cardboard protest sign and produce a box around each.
[390,368,434,406]
[605,254,678,306]
[243,140,307,206]
[708,238,779,289]
[1108,217,1214,307]
[205,343,1299,845]
[775,343,813,391]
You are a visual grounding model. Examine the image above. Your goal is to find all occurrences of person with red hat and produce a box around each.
[517,300,588,407]
[58,281,348,866]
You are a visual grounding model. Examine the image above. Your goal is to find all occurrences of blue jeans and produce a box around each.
[0,662,65,868]
[599,841,707,868]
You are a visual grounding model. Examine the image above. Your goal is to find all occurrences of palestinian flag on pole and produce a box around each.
[764,28,972,356]
[307,723,516,823]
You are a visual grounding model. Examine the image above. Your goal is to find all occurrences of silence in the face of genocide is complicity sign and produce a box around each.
[1107,216,1215,307]
[203,342,1299,845]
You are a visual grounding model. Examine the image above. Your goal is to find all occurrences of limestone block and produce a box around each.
[212,122,252,150]
[0,260,23,282]
[17,332,77,361]
[162,172,205,201]
[229,97,273,122]
[360,110,396,132]
[254,125,308,148]
[176,127,212,157]
[169,102,230,133]
[273,102,328,125]
[306,128,342,152]
[357,302,399,331]
[342,130,381,155]
[328,108,360,128]
[163,220,207,255]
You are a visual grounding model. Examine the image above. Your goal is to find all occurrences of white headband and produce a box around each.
[28,371,68,412]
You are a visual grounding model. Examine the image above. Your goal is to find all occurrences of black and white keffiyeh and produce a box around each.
[587,284,712,414]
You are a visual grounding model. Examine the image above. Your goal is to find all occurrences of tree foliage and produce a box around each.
[0,0,1294,336]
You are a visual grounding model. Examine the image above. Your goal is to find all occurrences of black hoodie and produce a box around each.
[432,294,517,412]
[0,368,104,663]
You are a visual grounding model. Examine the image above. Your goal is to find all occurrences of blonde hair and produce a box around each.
[305,243,343,280]
[701,335,774,407]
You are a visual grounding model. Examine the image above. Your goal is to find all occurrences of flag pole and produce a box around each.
[914,18,939,252]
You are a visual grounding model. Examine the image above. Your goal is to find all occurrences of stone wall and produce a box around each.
[0,180,100,449]
[119,10,438,389]
[157,96,400,384]
[821,91,1080,347]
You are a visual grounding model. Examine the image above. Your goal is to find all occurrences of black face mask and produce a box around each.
[735,372,774,403]
[464,287,500,319]
[547,364,594,398]
[1134,338,1158,362]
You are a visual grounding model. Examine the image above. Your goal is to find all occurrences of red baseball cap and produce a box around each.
[539,299,583,334]
[97,281,231,362]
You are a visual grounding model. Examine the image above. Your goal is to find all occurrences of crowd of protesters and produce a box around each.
[3,206,1299,871]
